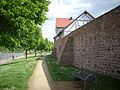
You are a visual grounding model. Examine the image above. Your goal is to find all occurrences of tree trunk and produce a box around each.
[25,50,28,59]
[35,49,37,56]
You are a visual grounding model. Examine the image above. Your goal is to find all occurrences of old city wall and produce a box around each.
[54,6,120,79]
[55,35,74,65]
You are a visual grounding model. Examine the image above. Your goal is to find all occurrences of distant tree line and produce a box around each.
[0,0,53,58]
[38,38,54,52]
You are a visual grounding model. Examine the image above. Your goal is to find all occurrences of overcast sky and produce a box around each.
[42,0,120,42]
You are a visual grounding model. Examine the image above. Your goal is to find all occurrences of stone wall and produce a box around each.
[54,6,120,79]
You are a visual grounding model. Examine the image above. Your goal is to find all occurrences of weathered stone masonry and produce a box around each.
[54,6,120,79]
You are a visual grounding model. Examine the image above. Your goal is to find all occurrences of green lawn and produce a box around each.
[45,55,80,81]
[0,56,39,90]
[45,55,120,90]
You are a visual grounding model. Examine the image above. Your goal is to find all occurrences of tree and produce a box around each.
[0,0,50,58]
[19,22,46,58]
[37,38,45,52]
[37,38,54,52]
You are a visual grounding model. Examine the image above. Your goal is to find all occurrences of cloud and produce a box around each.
[42,20,55,41]
[47,0,92,18]
[42,0,120,42]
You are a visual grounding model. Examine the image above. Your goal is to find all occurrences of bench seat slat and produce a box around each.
[74,72,95,81]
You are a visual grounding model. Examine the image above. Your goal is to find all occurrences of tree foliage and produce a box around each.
[0,0,50,51]
[37,38,54,52]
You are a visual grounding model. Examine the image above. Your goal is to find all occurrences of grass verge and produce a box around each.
[45,55,80,81]
[0,56,39,90]
[45,55,120,90]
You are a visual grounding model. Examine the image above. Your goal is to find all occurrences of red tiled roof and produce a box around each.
[56,18,73,28]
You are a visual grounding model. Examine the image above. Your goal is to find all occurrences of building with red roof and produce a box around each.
[55,11,94,37]
[55,17,73,35]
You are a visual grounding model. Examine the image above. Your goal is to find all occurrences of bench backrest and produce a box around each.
[74,68,97,81]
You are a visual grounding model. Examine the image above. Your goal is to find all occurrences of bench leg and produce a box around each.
[84,80,86,90]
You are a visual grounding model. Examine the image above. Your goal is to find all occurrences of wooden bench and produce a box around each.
[73,68,97,90]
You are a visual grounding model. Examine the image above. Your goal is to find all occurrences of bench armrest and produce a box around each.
[85,74,93,81]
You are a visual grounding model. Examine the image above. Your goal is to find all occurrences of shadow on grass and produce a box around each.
[0,59,26,67]
[0,56,41,67]
[35,57,41,60]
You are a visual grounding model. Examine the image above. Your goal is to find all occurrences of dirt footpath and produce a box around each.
[27,60,51,90]
[27,58,90,90]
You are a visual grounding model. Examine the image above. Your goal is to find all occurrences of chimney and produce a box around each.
[69,17,72,20]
